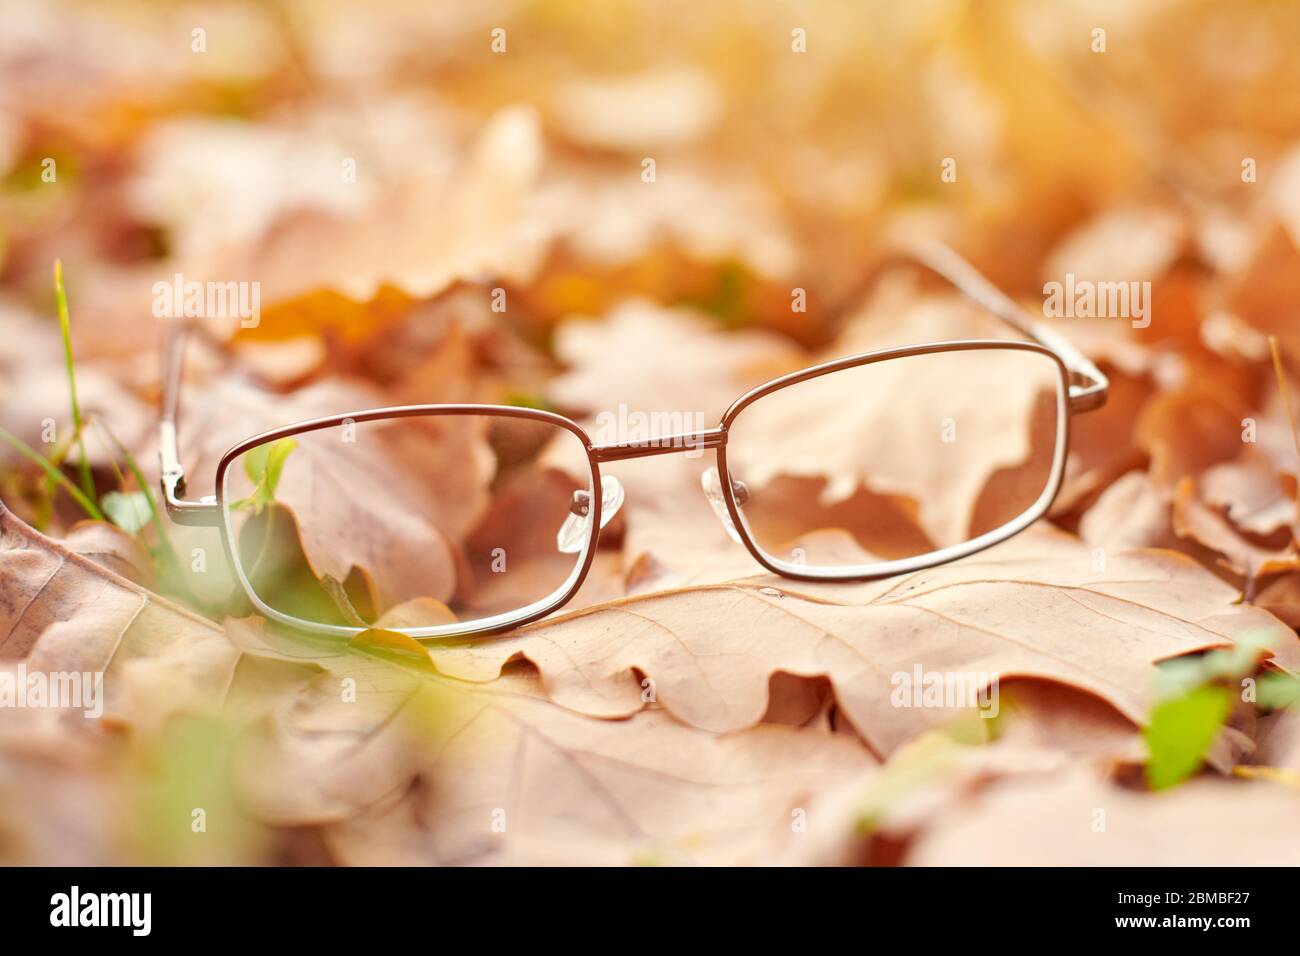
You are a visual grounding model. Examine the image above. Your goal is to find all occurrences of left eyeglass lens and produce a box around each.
[219,413,597,633]
[721,346,1067,575]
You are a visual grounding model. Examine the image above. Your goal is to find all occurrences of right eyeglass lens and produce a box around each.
[722,346,1067,574]
[219,412,601,636]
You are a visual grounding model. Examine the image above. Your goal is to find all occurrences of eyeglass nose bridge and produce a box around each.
[589,427,726,463]
[587,427,751,547]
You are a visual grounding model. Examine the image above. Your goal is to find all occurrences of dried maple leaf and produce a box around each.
[426,526,1300,757]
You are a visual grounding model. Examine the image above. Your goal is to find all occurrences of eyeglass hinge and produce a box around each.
[158,421,221,526]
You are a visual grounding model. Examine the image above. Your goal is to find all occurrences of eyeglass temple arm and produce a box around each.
[888,239,1110,414]
[159,321,221,526]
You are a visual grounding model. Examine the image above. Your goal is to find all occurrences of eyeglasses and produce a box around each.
[159,240,1108,640]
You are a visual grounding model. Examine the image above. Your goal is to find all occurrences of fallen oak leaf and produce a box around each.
[1253,573,1300,629]
[0,502,238,731]
[1136,384,1254,489]
[318,669,872,866]
[1171,476,1298,583]
[425,526,1300,757]
[221,620,432,824]
[771,682,1147,866]
[194,105,548,312]
[63,519,156,589]
[547,299,805,423]
[1052,363,1153,515]
[1078,470,1176,552]
[906,770,1300,865]
[222,618,873,864]
[1200,452,1297,538]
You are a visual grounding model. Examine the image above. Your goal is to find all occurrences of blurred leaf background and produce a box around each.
[2,0,1300,865]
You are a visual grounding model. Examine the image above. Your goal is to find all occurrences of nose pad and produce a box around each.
[701,466,747,544]
[556,476,625,554]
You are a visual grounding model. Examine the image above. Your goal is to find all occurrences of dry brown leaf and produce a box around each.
[1171,476,1298,582]
[1053,365,1153,514]
[1042,207,1184,300]
[769,677,1153,867]
[426,526,1300,756]
[1200,451,1296,537]
[222,620,872,864]
[319,670,872,866]
[217,105,547,309]
[548,299,804,422]
[63,519,156,589]
[1253,574,1300,629]
[1136,384,1253,489]
[1078,470,1175,552]
[0,504,238,730]
[907,770,1300,865]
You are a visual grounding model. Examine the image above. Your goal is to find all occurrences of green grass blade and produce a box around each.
[53,259,95,501]
[0,425,104,521]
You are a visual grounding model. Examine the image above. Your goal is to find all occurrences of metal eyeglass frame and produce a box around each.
[159,239,1108,640]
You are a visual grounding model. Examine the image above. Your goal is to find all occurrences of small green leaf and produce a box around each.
[1257,671,1300,710]
[232,438,296,514]
[1144,685,1233,791]
[102,490,152,534]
